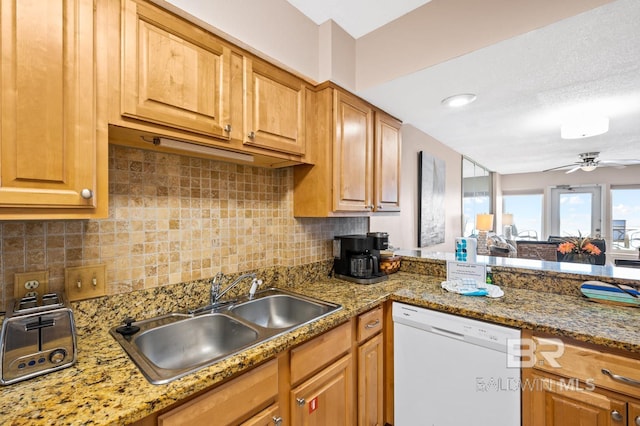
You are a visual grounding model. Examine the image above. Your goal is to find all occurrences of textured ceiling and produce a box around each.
[357,0,640,174]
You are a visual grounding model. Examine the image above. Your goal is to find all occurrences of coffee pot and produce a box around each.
[349,253,379,278]
[333,233,388,284]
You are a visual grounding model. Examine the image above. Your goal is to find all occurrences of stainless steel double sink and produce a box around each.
[109,288,341,384]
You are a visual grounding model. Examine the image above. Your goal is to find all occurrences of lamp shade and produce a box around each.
[502,213,514,226]
[476,213,494,231]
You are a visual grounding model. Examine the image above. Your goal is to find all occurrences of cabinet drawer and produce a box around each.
[157,359,278,426]
[532,335,640,399]
[357,306,383,343]
[290,322,352,385]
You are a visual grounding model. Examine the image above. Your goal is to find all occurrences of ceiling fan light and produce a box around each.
[580,164,597,172]
[441,93,477,108]
[560,116,609,139]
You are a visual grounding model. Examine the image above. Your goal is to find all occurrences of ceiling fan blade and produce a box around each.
[565,165,582,174]
[543,163,576,172]
[599,159,640,166]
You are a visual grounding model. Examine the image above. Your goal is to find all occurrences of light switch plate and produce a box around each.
[64,264,107,301]
[14,271,49,299]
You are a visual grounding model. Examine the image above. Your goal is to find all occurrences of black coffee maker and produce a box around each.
[333,232,389,284]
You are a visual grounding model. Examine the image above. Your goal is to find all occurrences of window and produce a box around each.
[611,186,640,250]
[462,157,492,237]
[550,185,602,238]
[503,193,543,240]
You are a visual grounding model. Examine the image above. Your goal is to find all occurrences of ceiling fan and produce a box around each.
[543,152,640,174]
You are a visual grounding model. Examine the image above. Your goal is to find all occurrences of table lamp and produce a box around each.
[476,213,494,255]
[502,213,513,240]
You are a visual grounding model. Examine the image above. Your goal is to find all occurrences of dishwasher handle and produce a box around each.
[430,326,465,340]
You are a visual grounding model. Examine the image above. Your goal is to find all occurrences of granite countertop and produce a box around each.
[2,271,640,425]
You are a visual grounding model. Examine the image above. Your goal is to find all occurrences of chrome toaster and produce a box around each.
[1,292,77,385]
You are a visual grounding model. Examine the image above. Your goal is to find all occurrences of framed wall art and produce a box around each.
[418,151,446,246]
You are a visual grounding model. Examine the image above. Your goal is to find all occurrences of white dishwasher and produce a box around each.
[393,302,521,426]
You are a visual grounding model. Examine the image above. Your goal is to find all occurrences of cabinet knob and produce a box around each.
[365,204,373,210]
[611,410,623,422]
[224,124,231,133]
[296,397,305,406]
[248,131,256,139]
[80,188,93,199]
[377,204,383,209]
[272,416,283,426]
[635,416,640,426]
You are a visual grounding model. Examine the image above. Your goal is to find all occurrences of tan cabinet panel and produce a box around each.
[290,354,354,426]
[523,369,627,426]
[0,0,107,217]
[244,59,306,155]
[121,0,231,140]
[374,112,401,212]
[333,90,373,212]
[158,359,278,426]
[358,333,383,426]
[240,404,281,426]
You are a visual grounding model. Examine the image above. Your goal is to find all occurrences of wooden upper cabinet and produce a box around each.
[244,59,306,155]
[121,0,231,140]
[0,0,107,218]
[374,112,401,212]
[293,85,400,217]
[333,90,374,212]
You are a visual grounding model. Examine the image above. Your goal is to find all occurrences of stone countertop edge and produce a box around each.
[1,271,640,425]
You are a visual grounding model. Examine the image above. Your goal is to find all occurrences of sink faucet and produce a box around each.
[211,272,258,304]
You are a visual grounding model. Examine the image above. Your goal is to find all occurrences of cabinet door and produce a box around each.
[628,401,640,426]
[158,359,278,426]
[244,59,306,155]
[374,112,401,212]
[0,0,103,213]
[291,354,354,426]
[523,370,627,426]
[358,333,383,426]
[333,91,373,212]
[240,404,281,426]
[121,0,231,139]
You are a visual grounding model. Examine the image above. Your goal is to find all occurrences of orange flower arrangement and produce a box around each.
[557,233,602,256]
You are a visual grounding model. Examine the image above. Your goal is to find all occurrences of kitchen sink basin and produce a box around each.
[110,288,340,384]
[230,294,333,329]
[135,314,258,370]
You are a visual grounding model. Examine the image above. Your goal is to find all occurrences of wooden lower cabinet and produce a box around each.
[524,369,628,426]
[523,332,640,426]
[290,354,354,425]
[358,333,383,426]
[356,306,384,426]
[240,405,282,426]
[629,402,640,426]
[157,359,279,426]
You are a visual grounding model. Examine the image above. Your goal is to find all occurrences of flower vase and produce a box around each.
[562,252,596,265]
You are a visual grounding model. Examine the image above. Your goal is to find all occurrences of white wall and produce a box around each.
[318,21,356,90]
[161,0,320,81]
[370,125,462,251]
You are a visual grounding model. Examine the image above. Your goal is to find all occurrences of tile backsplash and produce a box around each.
[0,145,367,305]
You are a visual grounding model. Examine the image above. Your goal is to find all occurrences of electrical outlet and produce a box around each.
[14,271,49,299]
[64,264,107,301]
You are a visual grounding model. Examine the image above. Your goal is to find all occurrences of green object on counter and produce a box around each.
[486,267,493,284]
